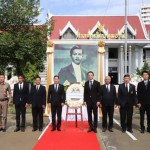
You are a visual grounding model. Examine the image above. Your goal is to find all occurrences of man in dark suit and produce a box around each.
[118,74,137,133]
[137,71,150,133]
[58,45,87,84]
[101,76,117,132]
[48,75,66,131]
[30,76,46,132]
[13,75,29,132]
[84,71,101,133]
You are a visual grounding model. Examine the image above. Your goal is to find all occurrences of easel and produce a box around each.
[65,105,84,130]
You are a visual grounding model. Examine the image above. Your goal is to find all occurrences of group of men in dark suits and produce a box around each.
[100,71,150,134]
[13,75,46,132]
[12,70,150,135]
[84,71,150,134]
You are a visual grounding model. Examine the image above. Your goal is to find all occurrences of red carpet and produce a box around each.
[33,121,101,150]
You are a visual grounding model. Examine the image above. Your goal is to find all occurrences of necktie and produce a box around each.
[20,84,22,90]
[89,81,92,89]
[125,84,128,92]
[145,82,148,90]
[106,85,109,92]
[36,85,39,92]
[55,84,58,92]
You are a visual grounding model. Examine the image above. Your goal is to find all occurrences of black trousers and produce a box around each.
[51,104,62,129]
[140,104,150,130]
[32,107,43,129]
[120,104,133,130]
[15,104,26,128]
[87,103,98,129]
[102,105,114,129]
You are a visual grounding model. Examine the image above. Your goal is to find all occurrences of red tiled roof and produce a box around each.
[50,16,146,39]
[146,25,150,35]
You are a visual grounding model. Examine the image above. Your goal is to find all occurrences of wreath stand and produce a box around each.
[65,105,84,131]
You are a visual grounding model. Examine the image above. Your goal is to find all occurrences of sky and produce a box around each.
[38,0,150,23]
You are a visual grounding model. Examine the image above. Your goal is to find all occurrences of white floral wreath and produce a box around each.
[66,84,84,108]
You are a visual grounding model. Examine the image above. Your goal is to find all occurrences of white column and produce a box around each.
[128,45,132,74]
[104,46,109,77]
[134,46,139,69]
[138,48,144,68]
[119,46,124,83]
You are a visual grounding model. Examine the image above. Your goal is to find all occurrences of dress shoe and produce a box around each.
[39,128,43,131]
[102,128,106,132]
[14,128,20,132]
[147,130,150,133]
[51,128,56,131]
[2,128,6,132]
[93,128,97,133]
[122,129,126,133]
[21,128,25,132]
[0,128,3,131]
[140,129,145,133]
[108,128,114,132]
[127,129,133,133]
[57,128,61,131]
[32,128,37,132]
[87,128,93,133]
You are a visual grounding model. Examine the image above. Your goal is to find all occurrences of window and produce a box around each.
[127,29,135,39]
[93,28,104,34]
[62,28,76,39]
[109,48,118,59]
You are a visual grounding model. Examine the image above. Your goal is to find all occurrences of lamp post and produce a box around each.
[124,0,128,74]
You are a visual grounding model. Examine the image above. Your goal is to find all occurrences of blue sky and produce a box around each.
[38,0,150,23]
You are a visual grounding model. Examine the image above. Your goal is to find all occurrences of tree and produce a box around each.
[0,0,48,83]
[136,61,150,76]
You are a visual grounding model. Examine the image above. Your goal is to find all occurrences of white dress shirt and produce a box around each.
[19,83,23,90]
[54,84,59,91]
[89,79,94,88]
[105,84,110,92]
[125,83,129,92]
[144,80,148,85]
[72,62,82,82]
[36,84,40,90]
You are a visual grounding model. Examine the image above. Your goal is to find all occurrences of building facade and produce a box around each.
[141,4,150,25]
[46,15,150,85]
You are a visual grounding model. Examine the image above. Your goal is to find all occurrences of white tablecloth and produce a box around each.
[49,105,100,121]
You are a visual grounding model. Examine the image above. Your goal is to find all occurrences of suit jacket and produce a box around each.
[48,84,66,105]
[137,81,150,105]
[100,84,117,106]
[84,80,101,105]
[58,64,87,84]
[118,83,137,107]
[30,85,46,107]
[13,82,29,105]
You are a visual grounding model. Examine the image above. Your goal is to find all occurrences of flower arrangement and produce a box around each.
[63,80,70,91]
[66,100,83,108]
[66,83,84,108]
[81,80,86,87]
